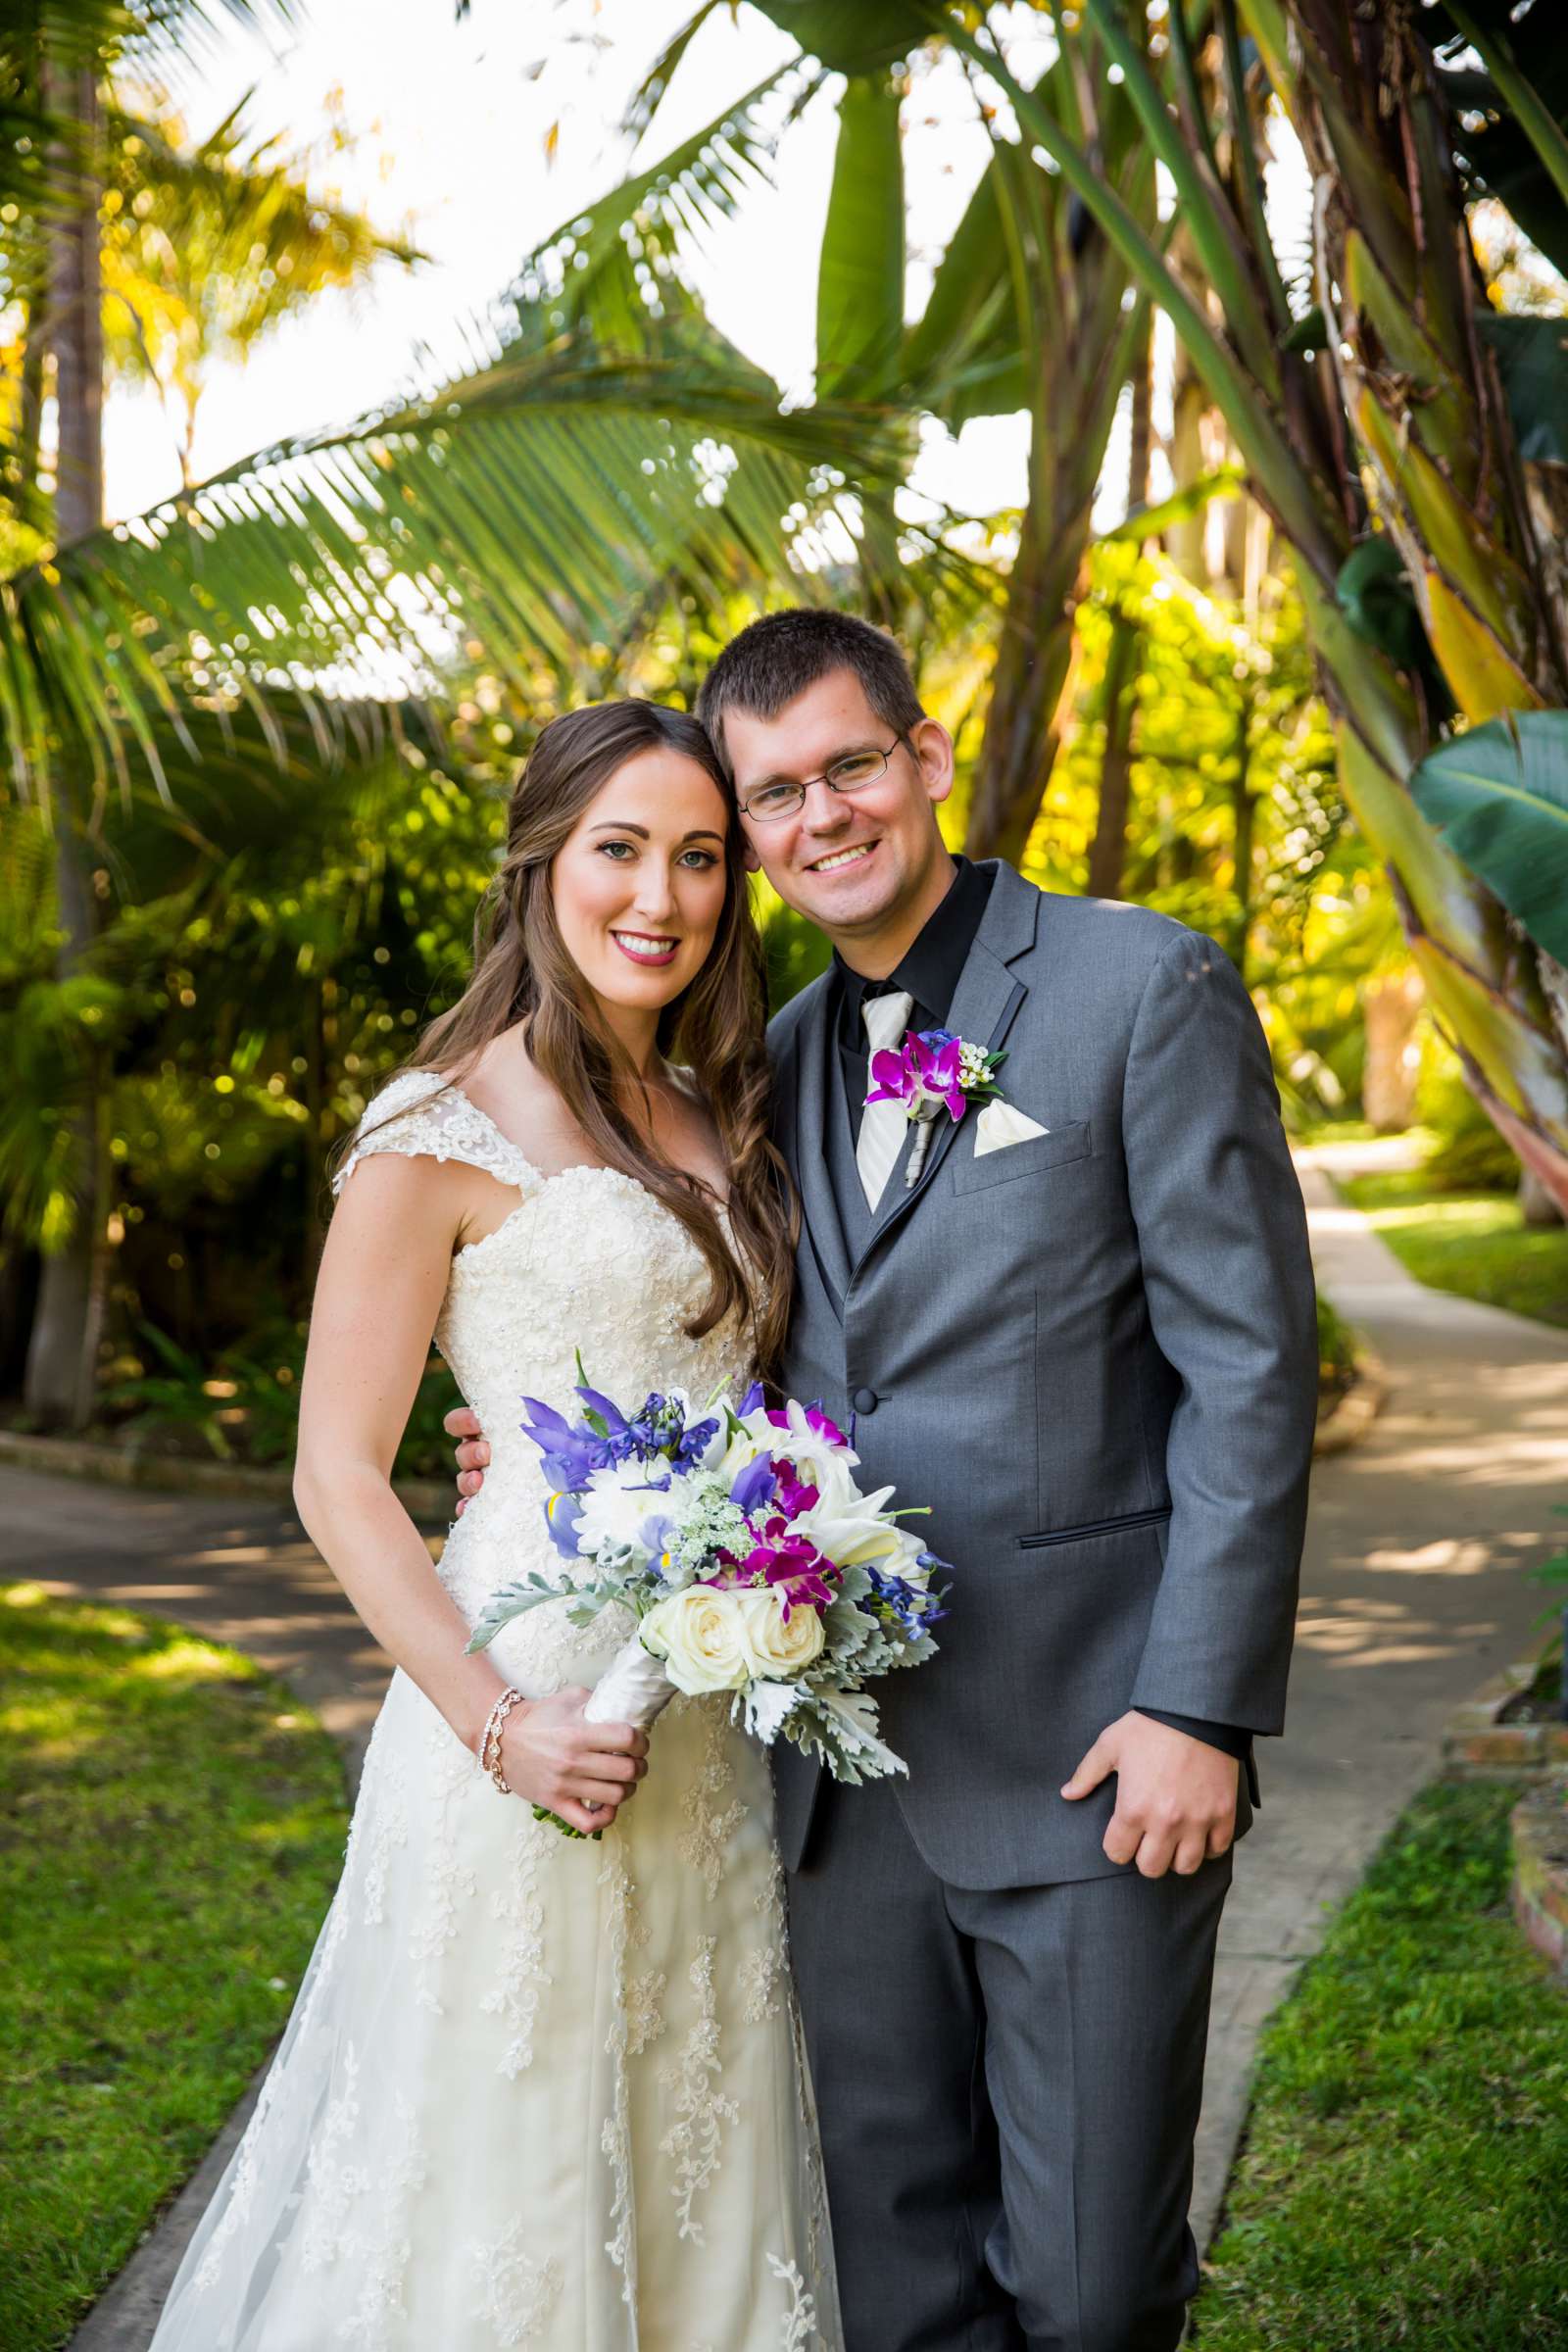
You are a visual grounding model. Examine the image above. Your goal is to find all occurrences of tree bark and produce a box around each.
[1087,312,1153,904]
[23,53,107,1430]
[1362,967,1424,1133]
[1228,700,1255,979]
[963,482,1087,867]
[1087,615,1139,901]
[1519,1168,1565,1229]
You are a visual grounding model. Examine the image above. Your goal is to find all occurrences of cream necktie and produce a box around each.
[856,989,915,1209]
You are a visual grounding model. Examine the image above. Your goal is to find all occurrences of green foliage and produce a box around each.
[105,1318,246,1457]
[1197,1780,1568,2349]
[1417,1039,1525,1191]
[1425,1121,1524,1193]
[1531,1504,1568,1608]
[102,1315,461,1480]
[815,74,906,402]
[748,2,926,76]
[1315,1294,1357,1405]
[0,1581,346,2352]
[1335,535,1450,719]
[933,1,1568,1199]
[98,90,421,479]
[1408,711,1568,963]
[1478,313,1568,465]
[760,893,834,1010]
[0,692,507,1372]
[1027,539,1340,952]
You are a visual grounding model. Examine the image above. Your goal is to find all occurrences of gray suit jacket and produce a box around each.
[768,861,1318,1889]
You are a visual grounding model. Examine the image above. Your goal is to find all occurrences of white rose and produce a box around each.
[641,1586,751,1693]
[732,1586,826,1680]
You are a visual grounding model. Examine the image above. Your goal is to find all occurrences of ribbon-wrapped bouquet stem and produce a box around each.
[467,1362,950,1834]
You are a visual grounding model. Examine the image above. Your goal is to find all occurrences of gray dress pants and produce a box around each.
[785,1776,1231,2352]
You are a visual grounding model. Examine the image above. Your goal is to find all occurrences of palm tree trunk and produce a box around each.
[1087,615,1139,900]
[964,483,1086,866]
[1087,311,1152,902]
[23,50,106,1430]
[1229,700,1255,977]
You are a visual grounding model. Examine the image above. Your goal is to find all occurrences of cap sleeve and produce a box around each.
[332,1069,540,1198]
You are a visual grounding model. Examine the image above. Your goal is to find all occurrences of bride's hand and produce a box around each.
[498,1687,649,1837]
[445,1403,489,1514]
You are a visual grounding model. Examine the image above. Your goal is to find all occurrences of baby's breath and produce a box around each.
[665,1476,749,1578]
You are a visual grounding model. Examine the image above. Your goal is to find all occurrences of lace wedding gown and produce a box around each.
[150,1070,840,2352]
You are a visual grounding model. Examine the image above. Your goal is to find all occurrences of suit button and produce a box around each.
[852,1387,878,1415]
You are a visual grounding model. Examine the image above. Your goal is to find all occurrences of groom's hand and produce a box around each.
[445,1403,489,1514]
[1061,1711,1238,1877]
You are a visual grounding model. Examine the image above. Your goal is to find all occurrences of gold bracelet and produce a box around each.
[479,1686,525,1795]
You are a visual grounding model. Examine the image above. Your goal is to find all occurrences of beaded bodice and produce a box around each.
[334,1068,756,1655]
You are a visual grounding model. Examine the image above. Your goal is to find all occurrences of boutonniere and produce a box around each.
[865,1029,1036,1187]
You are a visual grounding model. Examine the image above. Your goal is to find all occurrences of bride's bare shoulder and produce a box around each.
[459,1035,591,1172]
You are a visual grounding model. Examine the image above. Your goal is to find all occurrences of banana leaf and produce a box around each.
[815,74,906,400]
[1408,710,1568,961]
[1478,313,1568,465]
[749,2,927,75]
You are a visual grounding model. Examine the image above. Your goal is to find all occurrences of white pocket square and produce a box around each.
[973,1101,1050,1157]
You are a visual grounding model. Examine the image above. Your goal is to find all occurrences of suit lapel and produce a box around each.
[784,980,852,1316]
[857,862,1042,1268]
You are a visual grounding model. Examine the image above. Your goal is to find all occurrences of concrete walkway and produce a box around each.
[10,1144,1565,2340]
[1192,1145,1568,2248]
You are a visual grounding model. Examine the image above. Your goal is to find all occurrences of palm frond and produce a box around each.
[487,62,819,361]
[4,308,912,795]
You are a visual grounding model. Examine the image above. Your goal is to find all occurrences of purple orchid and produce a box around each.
[734,1522,840,1620]
[771,1461,820,1523]
[866,1028,969,1123]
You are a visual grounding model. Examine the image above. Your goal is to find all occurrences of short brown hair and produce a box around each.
[696,609,924,776]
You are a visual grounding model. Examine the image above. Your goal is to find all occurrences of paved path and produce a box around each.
[11,1144,1565,2340]
[1192,1145,1568,2248]
[7,1477,402,1784]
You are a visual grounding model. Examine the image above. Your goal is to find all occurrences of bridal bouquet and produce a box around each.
[466,1362,949,1826]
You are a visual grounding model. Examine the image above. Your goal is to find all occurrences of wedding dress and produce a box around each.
[150,1069,840,2352]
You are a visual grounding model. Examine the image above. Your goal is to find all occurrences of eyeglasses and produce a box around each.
[738,740,903,824]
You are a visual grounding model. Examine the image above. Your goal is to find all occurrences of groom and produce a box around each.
[454,611,1318,2350]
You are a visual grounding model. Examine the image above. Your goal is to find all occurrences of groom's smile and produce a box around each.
[808,842,877,873]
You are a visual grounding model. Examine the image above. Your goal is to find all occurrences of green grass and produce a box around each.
[1289,1114,1382,1149]
[1341,1170,1568,1329]
[1195,1783,1568,2350]
[0,1583,349,2352]
[1315,1294,1358,1410]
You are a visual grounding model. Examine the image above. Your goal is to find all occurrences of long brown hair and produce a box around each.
[399,701,796,1378]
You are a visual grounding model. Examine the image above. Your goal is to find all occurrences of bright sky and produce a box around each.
[108,0,1055,529]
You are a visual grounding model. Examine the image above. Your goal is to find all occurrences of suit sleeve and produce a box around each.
[1121,929,1318,1732]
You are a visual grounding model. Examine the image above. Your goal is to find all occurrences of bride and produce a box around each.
[150,701,841,2350]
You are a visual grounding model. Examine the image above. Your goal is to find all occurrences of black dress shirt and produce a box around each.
[827,858,1253,1778]
[834,855,996,1144]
